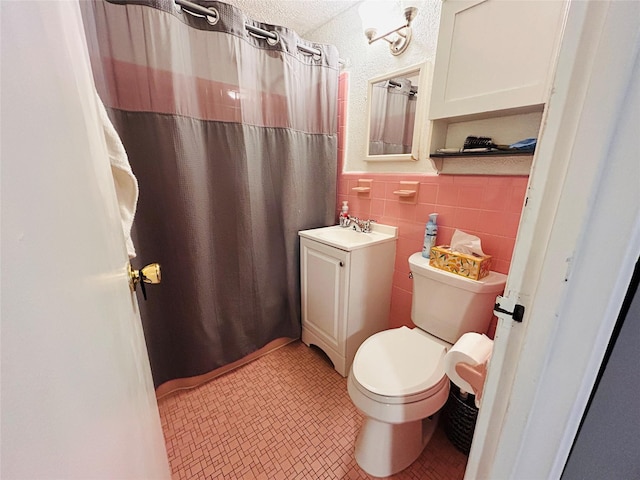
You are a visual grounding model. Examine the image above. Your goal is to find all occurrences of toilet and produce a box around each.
[347,252,507,477]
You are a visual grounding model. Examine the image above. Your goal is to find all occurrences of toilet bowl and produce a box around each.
[347,326,451,477]
[347,252,507,477]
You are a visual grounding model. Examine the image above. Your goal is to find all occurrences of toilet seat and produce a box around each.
[351,326,448,405]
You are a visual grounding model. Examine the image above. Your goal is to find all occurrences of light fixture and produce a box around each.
[358,1,418,56]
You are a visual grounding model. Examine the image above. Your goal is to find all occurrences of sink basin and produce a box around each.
[298,224,398,251]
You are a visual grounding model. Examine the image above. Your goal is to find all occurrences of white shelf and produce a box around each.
[430,153,534,176]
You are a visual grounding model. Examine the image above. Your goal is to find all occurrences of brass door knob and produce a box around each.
[128,263,161,300]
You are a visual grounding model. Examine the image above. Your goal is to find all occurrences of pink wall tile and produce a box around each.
[481,185,512,211]
[431,205,457,229]
[370,198,385,217]
[458,186,485,208]
[499,236,517,263]
[393,268,413,293]
[396,220,424,243]
[415,203,438,222]
[436,184,460,206]
[477,234,502,258]
[383,201,401,219]
[493,259,511,276]
[337,178,348,195]
[453,175,490,187]
[453,208,481,232]
[336,172,528,336]
[390,287,413,329]
[508,180,528,213]
[436,226,456,246]
[371,181,386,199]
[418,183,439,204]
[396,203,418,222]
[486,176,516,187]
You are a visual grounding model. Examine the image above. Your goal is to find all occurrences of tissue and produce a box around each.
[429,229,492,280]
[444,333,493,406]
[450,229,485,256]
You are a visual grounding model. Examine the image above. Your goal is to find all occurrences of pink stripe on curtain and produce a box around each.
[100,58,318,129]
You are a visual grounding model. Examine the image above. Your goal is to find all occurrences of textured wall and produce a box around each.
[220,0,358,37]
[306,1,442,173]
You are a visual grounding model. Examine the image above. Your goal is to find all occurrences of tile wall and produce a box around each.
[337,73,529,335]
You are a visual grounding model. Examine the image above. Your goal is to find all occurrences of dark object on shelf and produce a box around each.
[463,135,494,150]
[463,135,513,151]
[444,382,479,455]
[435,136,537,156]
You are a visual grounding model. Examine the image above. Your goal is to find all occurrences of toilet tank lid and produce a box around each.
[352,326,446,397]
[409,252,507,294]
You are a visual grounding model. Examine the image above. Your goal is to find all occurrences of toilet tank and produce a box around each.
[408,252,507,344]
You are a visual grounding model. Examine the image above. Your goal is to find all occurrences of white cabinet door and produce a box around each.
[300,239,349,355]
[429,0,567,119]
[1,3,170,478]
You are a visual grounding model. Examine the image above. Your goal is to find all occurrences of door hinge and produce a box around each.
[494,295,525,323]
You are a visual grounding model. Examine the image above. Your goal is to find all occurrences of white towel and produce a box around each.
[97,93,139,258]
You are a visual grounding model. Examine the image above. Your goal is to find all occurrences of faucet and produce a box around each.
[339,213,351,228]
[349,216,375,233]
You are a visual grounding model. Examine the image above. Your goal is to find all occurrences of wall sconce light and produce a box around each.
[358,1,418,56]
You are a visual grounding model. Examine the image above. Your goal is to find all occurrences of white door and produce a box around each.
[1,2,170,478]
[466,1,640,478]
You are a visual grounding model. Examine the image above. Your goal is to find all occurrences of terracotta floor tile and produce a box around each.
[158,341,468,479]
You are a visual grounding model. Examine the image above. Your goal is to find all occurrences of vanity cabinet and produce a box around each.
[299,225,397,376]
[429,0,567,120]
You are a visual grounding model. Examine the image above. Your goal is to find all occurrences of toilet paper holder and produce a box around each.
[454,361,489,404]
[445,332,493,407]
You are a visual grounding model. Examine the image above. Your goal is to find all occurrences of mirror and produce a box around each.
[364,63,431,162]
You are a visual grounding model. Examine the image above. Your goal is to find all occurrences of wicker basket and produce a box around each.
[444,383,479,454]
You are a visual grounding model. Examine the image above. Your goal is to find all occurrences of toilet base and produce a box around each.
[354,412,440,477]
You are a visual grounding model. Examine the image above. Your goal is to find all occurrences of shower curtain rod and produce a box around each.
[174,0,345,65]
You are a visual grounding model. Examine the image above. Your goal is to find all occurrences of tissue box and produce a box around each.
[429,245,492,280]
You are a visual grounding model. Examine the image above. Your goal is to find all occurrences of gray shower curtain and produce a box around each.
[81,0,338,388]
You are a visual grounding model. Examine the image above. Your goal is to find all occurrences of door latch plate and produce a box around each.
[493,296,524,323]
[494,298,525,323]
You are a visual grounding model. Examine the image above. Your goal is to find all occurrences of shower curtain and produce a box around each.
[81,0,339,389]
[368,78,416,155]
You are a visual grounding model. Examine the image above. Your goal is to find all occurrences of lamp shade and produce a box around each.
[401,0,421,10]
[358,0,398,34]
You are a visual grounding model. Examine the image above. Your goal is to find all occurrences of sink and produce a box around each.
[298,224,398,251]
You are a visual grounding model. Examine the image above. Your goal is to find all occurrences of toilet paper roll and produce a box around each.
[444,333,494,395]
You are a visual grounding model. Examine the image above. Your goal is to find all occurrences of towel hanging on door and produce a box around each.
[96,92,139,258]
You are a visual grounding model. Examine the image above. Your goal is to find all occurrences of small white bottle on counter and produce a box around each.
[339,201,349,227]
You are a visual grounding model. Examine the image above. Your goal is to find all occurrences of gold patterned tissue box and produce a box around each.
[429,245,492,280]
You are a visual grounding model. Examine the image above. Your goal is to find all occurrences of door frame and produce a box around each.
[466,1,640,478]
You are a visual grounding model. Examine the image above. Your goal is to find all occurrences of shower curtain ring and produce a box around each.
[205,8,219,25]
[174,1,219,26]
[266,31,280,46]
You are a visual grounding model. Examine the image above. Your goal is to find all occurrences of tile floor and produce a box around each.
[158,341,468,479]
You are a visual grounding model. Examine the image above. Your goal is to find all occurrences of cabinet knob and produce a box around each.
[339,261,344,267]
